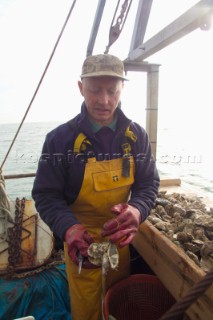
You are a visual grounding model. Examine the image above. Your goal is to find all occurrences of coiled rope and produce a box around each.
[0,170,12,242]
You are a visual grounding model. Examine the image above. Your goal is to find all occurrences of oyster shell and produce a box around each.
[87,242,119,275]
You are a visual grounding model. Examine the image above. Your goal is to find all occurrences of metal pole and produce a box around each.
[86,0,106,56]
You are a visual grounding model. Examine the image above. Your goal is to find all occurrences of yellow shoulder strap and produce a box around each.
[122,125,137,155]
[124,126,137,143]
[122,126,137,177]
[74,126,136,153]
[73,133,92,153]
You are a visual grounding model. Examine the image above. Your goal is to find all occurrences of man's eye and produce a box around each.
[108,90,117,96]
[90,89,100,94]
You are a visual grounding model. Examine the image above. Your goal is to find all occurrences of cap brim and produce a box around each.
[81,71,128,81]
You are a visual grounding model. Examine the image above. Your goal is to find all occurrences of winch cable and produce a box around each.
[104,0,132,54]
[0,0,77,172]
[159,267,213,320]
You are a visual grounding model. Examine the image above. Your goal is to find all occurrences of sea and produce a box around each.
[0,121,213,202]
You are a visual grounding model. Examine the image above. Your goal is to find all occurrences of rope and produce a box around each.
[0,173,10,210]
[0,170,12,242]
[0,208,10,242]
[159,268,213,320]
[0,0,77,171]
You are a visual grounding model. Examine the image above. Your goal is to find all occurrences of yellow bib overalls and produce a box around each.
[64,132,135,320]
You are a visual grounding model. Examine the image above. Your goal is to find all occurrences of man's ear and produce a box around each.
[78,80,83,96]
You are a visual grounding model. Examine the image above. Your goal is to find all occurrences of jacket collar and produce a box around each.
[78,102,131,135]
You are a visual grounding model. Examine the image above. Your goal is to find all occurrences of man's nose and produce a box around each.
[98,92,109,105]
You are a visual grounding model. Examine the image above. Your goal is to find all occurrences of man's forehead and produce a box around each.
[83,76,123,86]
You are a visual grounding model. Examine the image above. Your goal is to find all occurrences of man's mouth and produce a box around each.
[95,108,109,114]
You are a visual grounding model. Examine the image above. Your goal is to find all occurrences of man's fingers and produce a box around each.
[108,228,134,243]
[111,203,128,213]
[103,217,120,231]
[119,234,135,247]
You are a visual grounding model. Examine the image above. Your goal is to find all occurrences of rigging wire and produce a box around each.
[0,0,77,172]
[159,268,213,320]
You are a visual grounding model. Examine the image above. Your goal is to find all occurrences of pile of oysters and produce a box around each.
[148,191,213,273]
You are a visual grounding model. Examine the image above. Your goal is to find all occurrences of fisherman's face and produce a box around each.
[78,77,124,126]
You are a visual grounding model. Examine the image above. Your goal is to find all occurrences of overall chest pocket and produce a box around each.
[92,166,134,192]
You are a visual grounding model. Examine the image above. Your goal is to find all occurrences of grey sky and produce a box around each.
[0,0,212,128]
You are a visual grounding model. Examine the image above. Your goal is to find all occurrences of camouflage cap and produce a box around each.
[80,54,128,80]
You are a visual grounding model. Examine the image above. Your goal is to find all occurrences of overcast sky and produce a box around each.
[0,0,212,129]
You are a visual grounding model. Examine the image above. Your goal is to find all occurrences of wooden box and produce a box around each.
[133,220,213,320]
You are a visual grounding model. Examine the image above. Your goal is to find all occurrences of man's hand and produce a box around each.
[101,203,141,247]
[65,224,97,268]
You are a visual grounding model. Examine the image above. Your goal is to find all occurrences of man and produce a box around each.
[32,53,160,320]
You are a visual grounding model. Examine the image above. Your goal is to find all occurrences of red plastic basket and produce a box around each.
[103,274,176,320]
